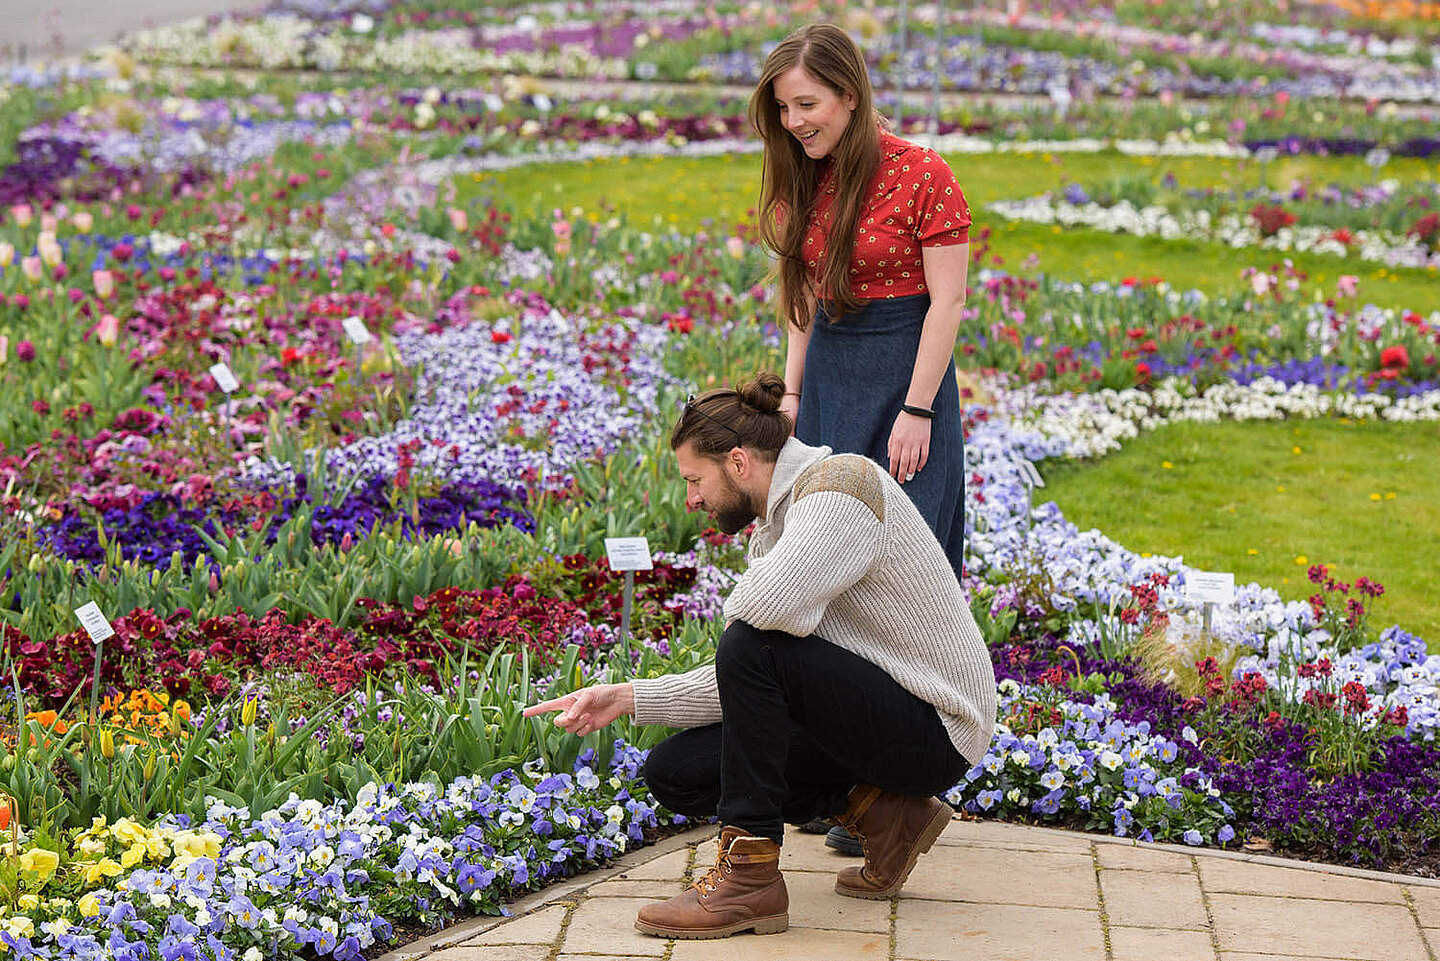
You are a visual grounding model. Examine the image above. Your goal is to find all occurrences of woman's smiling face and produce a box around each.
[773,65,856,160]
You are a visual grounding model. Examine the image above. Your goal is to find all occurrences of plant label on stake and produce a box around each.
[209,362,239,394]
[605,537,652,678]
[209,362,242,447]
[343,316,372,387]
[1185,570,1234,635]
[75,602,114,643]
[75,601,114,723]
[342,316,373,346]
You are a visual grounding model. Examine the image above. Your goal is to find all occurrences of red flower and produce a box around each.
[491,330,512,344]
[1380,345,1410,370]
[1249,203,1298,237]
[281,347,304,366]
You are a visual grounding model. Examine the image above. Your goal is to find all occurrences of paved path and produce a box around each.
[383,815,1440,961]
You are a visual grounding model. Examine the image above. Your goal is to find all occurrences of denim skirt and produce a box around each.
[795,293,966,577]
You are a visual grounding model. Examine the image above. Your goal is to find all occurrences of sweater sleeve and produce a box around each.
[630,665,720,728]
[722,489,882,636]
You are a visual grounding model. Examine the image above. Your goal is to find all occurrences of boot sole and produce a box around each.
[635,913,789,939]
[833,802,952,900]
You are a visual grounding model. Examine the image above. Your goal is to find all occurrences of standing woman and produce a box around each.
[750,23,971,577]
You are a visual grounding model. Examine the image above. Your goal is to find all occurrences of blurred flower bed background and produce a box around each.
[1,0,1439,957]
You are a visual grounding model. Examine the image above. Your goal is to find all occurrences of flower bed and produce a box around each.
[5,2,1440,957]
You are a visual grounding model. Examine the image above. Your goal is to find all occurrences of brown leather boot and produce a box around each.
[634,826,789,939]
[831,785,952,899]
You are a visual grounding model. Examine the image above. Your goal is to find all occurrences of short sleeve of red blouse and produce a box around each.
[910,146,970,247]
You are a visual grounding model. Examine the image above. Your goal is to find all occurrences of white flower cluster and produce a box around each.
[987,194,1440,270]
[912,133,1250,159]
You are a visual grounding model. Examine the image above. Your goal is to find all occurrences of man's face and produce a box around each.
[676,443,756,535]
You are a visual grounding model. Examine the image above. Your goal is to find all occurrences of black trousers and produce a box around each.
[643,621,966,843]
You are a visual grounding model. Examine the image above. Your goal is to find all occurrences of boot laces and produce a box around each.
[690,845,735,897]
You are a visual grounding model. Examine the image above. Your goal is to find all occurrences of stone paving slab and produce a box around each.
[1108,926,1216,961]
[382,816,1440,961]
[1208,893,1429,960]
[1100,868,1209,929]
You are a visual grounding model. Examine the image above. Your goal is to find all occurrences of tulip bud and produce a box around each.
[143,752,156,780]
[447,207,468,232]
[96,314,119,347]
[99,728,115,759]
[241,696,258,727]
[726,236,745,259]
[37,232,60,268]
[71,211,93,234]
[92,269,114,300]
[0,242,13,266]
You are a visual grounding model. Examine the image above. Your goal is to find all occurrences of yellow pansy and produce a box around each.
[15,896,37,912]
[170,831,221,861]
[120,845,146,869]
[76,838,107,858]
[82,858,122,885]
[0,917,35,940]
[76,893,101,918]
[111,818,148,846]
[17,849,59,884]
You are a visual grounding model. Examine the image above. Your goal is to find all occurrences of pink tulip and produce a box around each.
[0,335,7,365]
[20,256,42,282]
[39,214,57,232]
[93,269,114,300]
[15,340,35,362]
[447,207,468,232]
[726,236,745,259]
[95,314,120,347]
[1337,275,1360,298]
[9,205,31,228]
[71,211,94,233]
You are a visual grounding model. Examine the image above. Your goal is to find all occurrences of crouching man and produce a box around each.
[524,372,997,940]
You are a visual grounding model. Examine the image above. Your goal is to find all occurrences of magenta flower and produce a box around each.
[15,340,36,362]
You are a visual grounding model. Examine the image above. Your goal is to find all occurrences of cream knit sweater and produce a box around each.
[632,438,998,765]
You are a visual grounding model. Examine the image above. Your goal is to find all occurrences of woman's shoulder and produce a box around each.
[877,129,953,175]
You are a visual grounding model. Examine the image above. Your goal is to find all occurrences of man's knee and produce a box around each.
[643,729,720,817]
[715,620,770,680]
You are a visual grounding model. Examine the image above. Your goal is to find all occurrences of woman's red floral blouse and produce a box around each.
[804,129,971,299]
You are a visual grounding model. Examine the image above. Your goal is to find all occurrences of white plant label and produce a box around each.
[1018,459,1045,488]
[342,316,373,345]
[209,362,240,394]
[532,93,553,113]
[482,94,505,113]
[605,536,653,572]
[1185,571,1235,606]
[74,602,115,643]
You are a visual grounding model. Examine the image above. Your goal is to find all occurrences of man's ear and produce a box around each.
[729,446,751,478]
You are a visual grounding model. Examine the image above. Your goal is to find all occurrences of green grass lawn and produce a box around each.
[1039,417,1440,643]
[463,150,1440,311]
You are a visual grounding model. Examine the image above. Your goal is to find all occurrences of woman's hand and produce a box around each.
[888,411,932,484]
[779,393,801,436]
[523,683,635,737]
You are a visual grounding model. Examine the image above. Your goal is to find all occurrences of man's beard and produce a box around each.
[712,470,758,535]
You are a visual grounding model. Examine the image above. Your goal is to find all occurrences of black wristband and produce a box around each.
[900,404,935,419]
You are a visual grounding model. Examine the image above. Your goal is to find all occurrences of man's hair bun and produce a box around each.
[739,371,786,413]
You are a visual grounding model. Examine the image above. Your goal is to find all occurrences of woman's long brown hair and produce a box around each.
[748,23,883,331]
